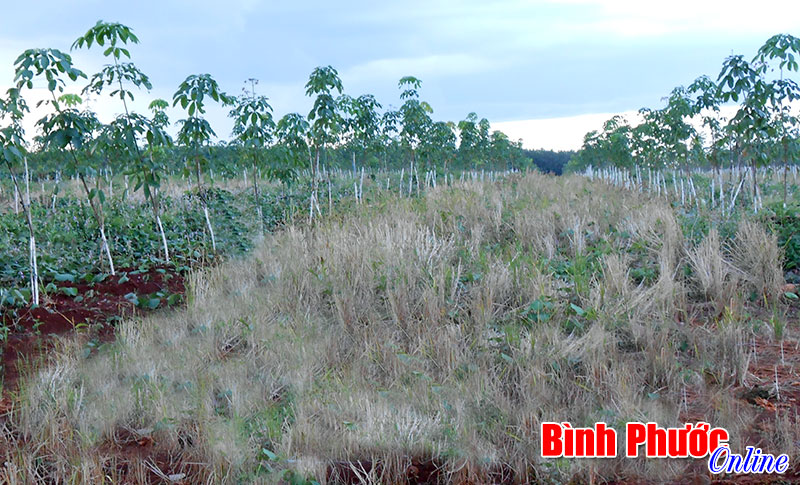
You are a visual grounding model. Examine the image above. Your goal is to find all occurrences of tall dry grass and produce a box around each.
[1,173,792,483]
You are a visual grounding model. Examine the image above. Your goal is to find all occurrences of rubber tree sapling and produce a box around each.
[0,88,39,305]
[423,121,456,172]
[661,86,697,177]
[632,109,666,173]
[305,66,343,220]
[274,112,310,218]
[173,73,233,252]
[380,109,401,171]
[14,48,120,274]
[598,115,634,170]
[458,112,481,167]
[143,99,173,260]
[688,75,725,187]
[106,111,173,260]
[72,20,175,259]
[487,130,513,170]
[719,55,774,211]
[397,76,432,192]
[338,93,383,171]
[229,78,275,230]
[275,113,310,173]
[754,34,800,206]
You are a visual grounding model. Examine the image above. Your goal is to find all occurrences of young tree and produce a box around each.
[688,76,725,176]
[660,86,697,176]
[718,54,773,209]
[380,109,401,170]
[600,115,634,169]
[14,49,121,274]
[339,93,383,169]
[457,112,480,167]
[632,109,664,171]
[72,20,149,116]
[488,130,514,169]
[754,34,800,206]
[173,73,233,251]
[73,20,175,261]
[305,66,343,219]
[0,88,39,304]
[423,121,457,171]
[274,112,311,219]
[229,78,275,227]
[397,76,432,190]
[275,112,310,175]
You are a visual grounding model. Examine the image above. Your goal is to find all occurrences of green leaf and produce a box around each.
[397,353,415,365]
[59,287,79,297]
[124,292,139,305]
[55,273,76,282]
[570,303,586,316]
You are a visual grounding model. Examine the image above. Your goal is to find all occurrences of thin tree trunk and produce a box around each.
[203,205,216,251]
[5,161,39,305]
[194,153,216,252]
[156,214,170,263]
[751,160,758,214]
[783,141,788,208]
[77,171,115,275]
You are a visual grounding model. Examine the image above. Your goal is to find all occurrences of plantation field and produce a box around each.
[1,171,798,483]
[0,170,413,394]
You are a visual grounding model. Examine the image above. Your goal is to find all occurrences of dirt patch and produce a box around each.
[0,266,190,483]
[1,266,185,394]
[95,426,209,484]
[326,458,515,485]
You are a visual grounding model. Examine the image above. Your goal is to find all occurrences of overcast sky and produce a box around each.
[1,0,799,150]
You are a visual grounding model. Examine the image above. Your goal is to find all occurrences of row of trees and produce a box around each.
[569,34,800,205]
[0,20,527,304]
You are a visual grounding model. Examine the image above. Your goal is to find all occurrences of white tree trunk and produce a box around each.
[99,225,116,275]
[156,214,170,263]
[203,205,216,252]
[29,235,39,305]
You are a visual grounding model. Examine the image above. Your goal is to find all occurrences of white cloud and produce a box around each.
[344,54,499,85]
[493,104,775,152]
[546,0,800,38]
[492,111,640,151]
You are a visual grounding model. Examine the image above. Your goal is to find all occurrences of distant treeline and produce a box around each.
[523,149,576,175]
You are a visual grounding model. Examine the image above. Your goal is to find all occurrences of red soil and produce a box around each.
[0,266,191,483]
[1,266,185,394]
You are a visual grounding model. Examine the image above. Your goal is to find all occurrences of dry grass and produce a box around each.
[1,172,794,483]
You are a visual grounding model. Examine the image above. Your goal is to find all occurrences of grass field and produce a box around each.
[1,171,798,483]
